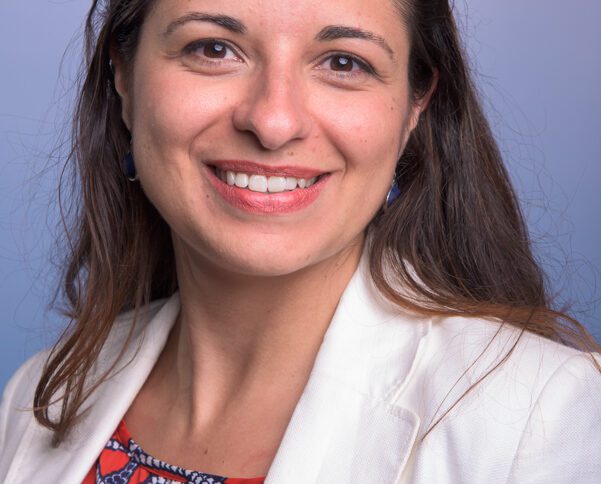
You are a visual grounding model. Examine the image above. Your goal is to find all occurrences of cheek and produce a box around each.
[130,68,234,163]
[128,67,238,230]
[313,90,409,175]
[305,89,410,229]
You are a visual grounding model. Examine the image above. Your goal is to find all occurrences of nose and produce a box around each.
[232,68,312,150]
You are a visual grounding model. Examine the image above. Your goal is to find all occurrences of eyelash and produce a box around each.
[181,39,377,79]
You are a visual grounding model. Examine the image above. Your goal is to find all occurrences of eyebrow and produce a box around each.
[316,25,395,59]
[162,13,394,60]
[163,13,247,37]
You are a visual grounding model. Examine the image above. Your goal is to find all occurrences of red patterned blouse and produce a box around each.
[83,420,266,484]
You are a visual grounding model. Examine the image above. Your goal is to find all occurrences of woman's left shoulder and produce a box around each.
[406,315,601,482]
[427,314,601,392]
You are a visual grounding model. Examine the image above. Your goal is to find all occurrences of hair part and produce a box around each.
[34,0,600,445]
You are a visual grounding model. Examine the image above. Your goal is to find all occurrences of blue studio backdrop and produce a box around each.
[1,0,600,390]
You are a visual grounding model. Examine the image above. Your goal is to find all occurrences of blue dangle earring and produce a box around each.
[384,178,401,210]
[123,150,138,182]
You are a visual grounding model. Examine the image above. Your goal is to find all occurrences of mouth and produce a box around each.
[205,162,331,214]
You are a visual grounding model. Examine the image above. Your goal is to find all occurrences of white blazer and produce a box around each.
[1,257,600,483]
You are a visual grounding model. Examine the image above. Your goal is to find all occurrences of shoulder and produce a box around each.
[0,297,170,475]
[416,314,601,418]
[0,348,50,475]
[404,314,601,482]
[506,346,601,482]
[0,349,49,449]
[426,314,596,389]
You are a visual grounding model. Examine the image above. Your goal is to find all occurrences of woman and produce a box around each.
[1,0,600,482]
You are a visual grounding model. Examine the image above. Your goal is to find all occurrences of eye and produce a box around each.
[329,54,360,72]
[203,41,228,58]
[317,53,376,80]
[183,40,241,63]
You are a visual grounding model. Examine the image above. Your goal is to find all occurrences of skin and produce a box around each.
[113,0,430,477]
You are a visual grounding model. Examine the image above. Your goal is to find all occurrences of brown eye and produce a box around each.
[203,41,228,59]
[330,55,354,72]
[182,39,242,70]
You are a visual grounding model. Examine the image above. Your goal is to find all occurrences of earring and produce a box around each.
[123,150,138,182]
[384,179,401,210]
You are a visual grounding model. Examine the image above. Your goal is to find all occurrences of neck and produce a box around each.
[159,235,364,429]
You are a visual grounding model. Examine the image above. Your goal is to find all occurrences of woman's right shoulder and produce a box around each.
[0,296,172,465]
[0,348,49,470]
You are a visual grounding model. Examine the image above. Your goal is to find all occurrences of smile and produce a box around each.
[215,167,318,193]
[206,162,331,215]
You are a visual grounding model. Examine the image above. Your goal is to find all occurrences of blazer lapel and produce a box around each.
[6,295,181,484]
[266,374,421,483]
[266,259,430,483]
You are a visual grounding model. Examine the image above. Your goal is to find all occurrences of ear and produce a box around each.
[407,68,439,133]
[110,44,133,132]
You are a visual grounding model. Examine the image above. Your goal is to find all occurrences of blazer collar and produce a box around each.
[10,255,429,484]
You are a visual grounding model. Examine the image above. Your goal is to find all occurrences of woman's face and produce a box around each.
[116,0,424,276]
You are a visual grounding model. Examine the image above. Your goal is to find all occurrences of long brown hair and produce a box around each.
[35,0,600,445]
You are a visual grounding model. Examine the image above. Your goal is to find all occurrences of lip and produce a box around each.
[204,162,331,215]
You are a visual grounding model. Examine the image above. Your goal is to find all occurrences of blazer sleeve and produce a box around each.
[507,353,601,483]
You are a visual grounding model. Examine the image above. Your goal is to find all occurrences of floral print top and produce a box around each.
[83,420,266,484]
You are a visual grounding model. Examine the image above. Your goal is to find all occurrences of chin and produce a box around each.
[216,245,322,278]
[173,218,363,281]
[174,231,323,279]
[218,236,363,280]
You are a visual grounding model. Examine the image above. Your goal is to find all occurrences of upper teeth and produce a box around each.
[216,169,317,193]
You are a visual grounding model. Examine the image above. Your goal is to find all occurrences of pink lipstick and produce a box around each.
[204,161,330,214]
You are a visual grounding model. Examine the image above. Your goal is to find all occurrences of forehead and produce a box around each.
[146,0,407,42]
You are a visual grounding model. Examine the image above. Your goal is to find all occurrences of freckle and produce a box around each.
[287,151,294,156]
[204,449,208,455]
